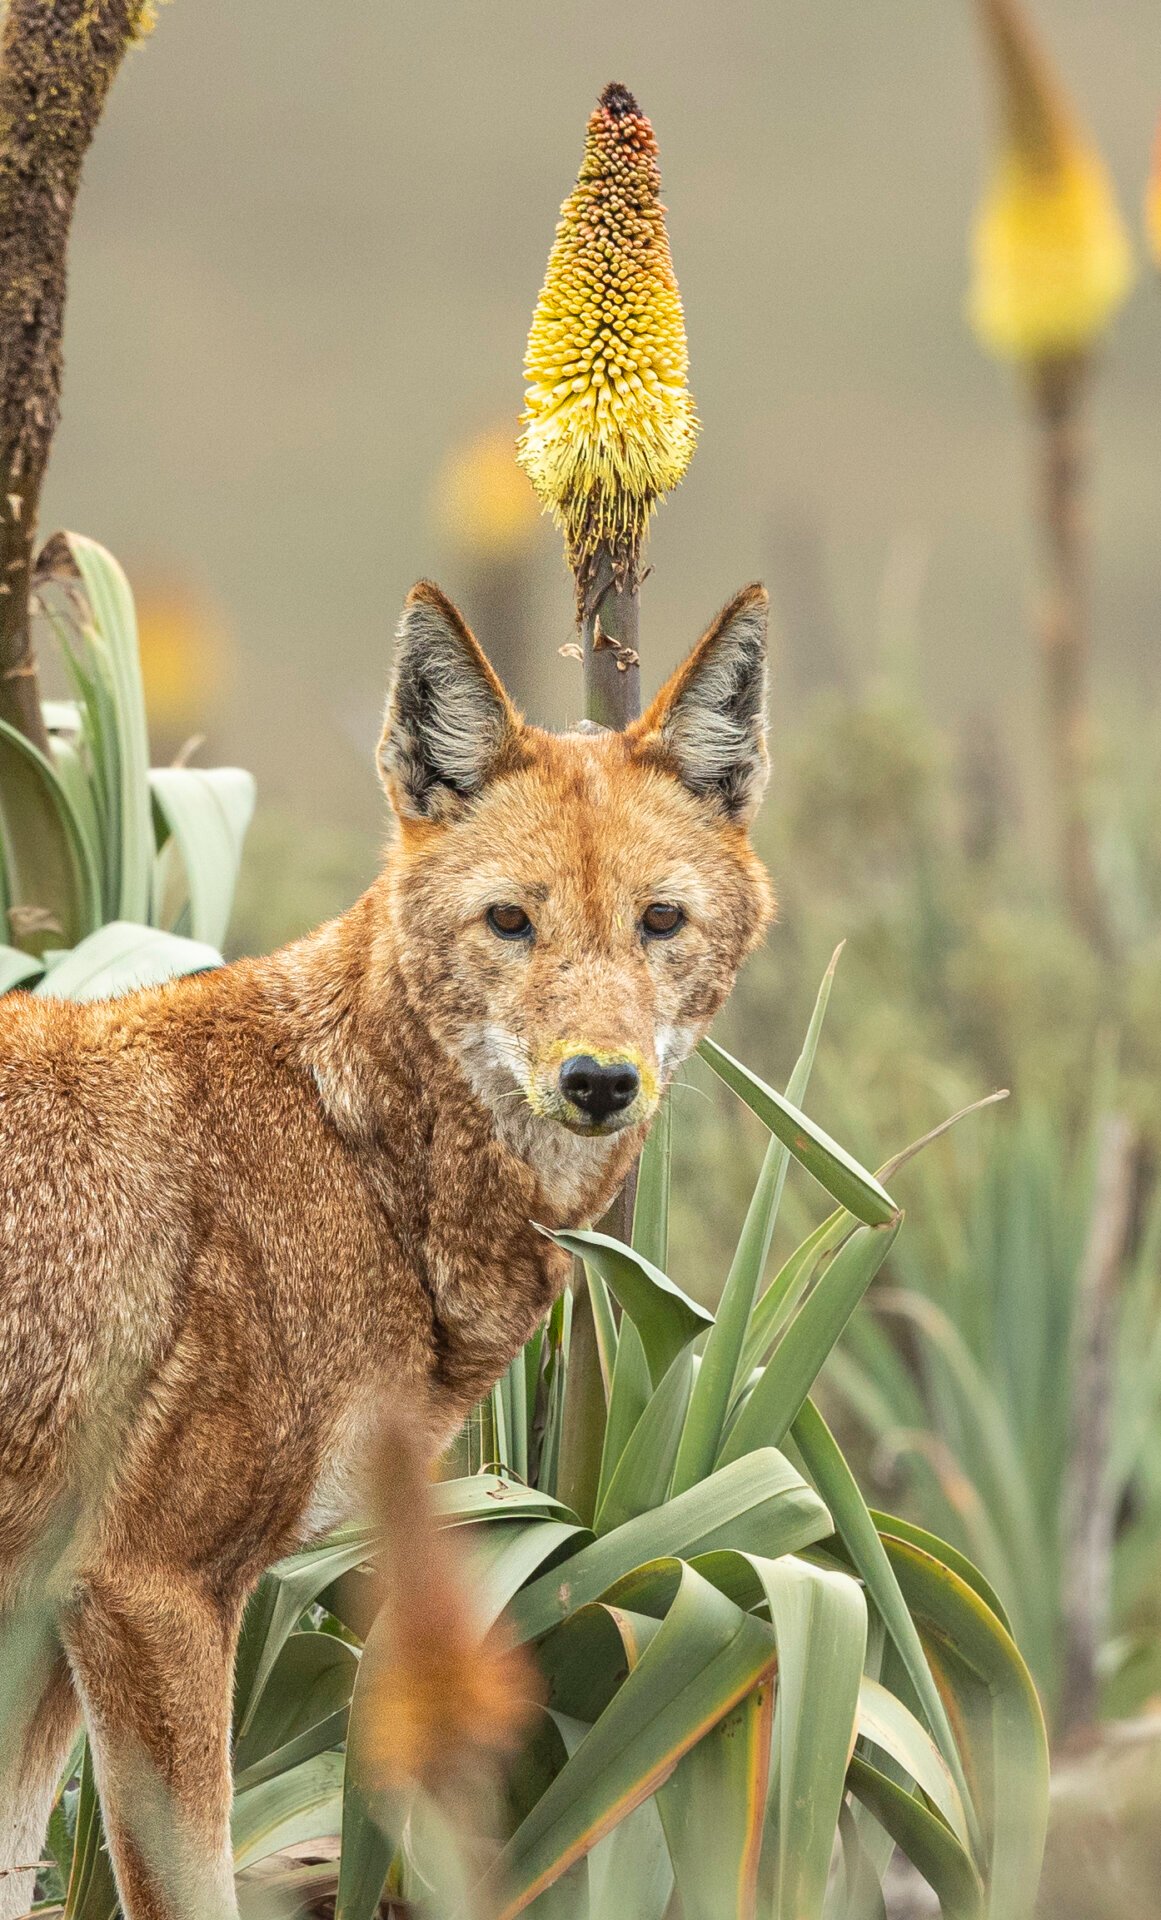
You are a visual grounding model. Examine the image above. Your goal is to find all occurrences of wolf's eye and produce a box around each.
[487,904,533,940]
[642,902,684,939]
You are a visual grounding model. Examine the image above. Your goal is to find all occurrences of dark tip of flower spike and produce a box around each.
[600,82,640,120]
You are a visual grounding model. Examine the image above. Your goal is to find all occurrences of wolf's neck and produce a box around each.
[265,893,635,1229]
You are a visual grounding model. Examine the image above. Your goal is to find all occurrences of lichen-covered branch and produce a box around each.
[0,0,153,752]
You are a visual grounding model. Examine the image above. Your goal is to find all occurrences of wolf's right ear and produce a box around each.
[378,583,521,820]
[629,585,770,823]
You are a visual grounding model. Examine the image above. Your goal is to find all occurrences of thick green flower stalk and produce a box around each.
[969,0,1131,955]
[517,81,698,1392]
[518,82,696,727]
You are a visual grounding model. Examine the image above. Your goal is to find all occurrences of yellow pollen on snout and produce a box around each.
[526,1037,660,1122]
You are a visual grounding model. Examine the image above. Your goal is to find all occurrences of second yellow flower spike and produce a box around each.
[969,0,1132,363]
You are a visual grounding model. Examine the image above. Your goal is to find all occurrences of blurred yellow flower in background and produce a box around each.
[517,82,697,579]
[435,426,542,562]
[133,576,230,744]
[969,0,1132,363]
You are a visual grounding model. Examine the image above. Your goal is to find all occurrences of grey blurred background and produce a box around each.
[37,0,1161,895]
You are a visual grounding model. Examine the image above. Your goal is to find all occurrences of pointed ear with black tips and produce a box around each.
[629,585,770,822]
[378,583,521,820]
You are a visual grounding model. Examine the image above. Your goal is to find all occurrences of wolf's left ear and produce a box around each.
[630,585,769,822]
[378,583,521,820]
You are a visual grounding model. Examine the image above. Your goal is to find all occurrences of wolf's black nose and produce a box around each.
[559,1055,640,1124]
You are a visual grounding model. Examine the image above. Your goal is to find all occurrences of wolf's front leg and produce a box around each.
[64,1567,242,1920]
[0,1644,78,1920]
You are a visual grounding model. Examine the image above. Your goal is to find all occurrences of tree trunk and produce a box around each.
[0,0,148,752]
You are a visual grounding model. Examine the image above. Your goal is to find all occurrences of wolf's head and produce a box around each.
[377,582,774,1147]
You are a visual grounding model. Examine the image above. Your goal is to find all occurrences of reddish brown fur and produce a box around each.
[0,583,773,1919]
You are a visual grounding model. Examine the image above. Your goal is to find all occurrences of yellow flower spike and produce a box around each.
[969,0,1132,363]
[517,82,697,586]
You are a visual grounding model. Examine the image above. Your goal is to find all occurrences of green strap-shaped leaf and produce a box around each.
[720,1217,901,1466]
[882,1535,1049,1920]
[594,1351,695,1535]
[866,1511,1012,1636]
[0,941,43,991]
[31,921,222,1002]
[537,1604,664,1722]
[231,1750,346,1871]
[596,1314,653,1514]
[471,1520,591,1629]
[632,1090,671,1273]
[655,1666,773,1920]
[698,1036,898,1226]
[789,1400,979,1848]
[62,1743,119,1920]
[69,533,154,925]
[234,1532,375,1741]
[0,716,101,947]
[757,1555,867,1920]
[836,1799,889,1920]
[586,1266,619,1399]
[737,1094,1008,1390]
[856,1676,968,1846]
[510,1451,831,1644]
[587,1794,672,1920]
[507,1712,592,1920]
[846,1754,985,1920]
[737,1211,843,1388]
[232,1630,358,1790]
[547,1226,712,1391]
[435,1475,576,1525]
[149,764,256,950]
[672,947,840,1496]
[491,1564,777,1917]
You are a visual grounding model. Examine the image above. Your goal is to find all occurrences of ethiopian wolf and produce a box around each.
[0,580,774,1919]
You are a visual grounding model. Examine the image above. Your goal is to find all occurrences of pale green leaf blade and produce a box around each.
[790,1399,979,1840]
[758,1555,867,1920]
[673,946,841,1496]
[883,1535,1049,1920]
[632,1092,671,1272]
[594,1351,694,1535]
[720,1218,901,1465]
[595,1315,652,1513]
[847,1755,985,1920]
[231,1751,345,1871]
[857,1676,968,1846]
[547,1227,712,1390]
[0,942,43,991]
[31,921,222,1001]
[149,764,256,949]
[698,1035,898,1225]
[510,1451,830,1644]
[232,1630,358,1789]
[655,1669,774,1920]
[0,716,101,944]
[493,1565,776,1918]
[67,533,154,925]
